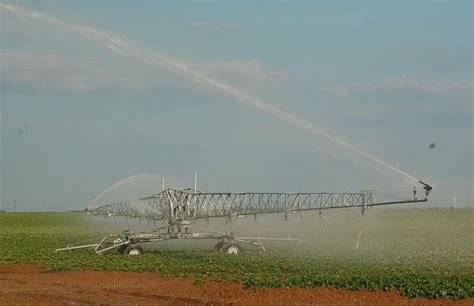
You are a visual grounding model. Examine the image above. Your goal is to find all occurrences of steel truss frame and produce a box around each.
[57,187,429,254]
[90,189,378,222]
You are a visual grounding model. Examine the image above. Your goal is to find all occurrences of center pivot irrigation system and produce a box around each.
[56,180,432,255]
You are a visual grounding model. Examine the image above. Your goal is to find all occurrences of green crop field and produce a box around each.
[0,209,473,299]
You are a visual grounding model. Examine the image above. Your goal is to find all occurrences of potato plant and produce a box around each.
[0,210,472,299]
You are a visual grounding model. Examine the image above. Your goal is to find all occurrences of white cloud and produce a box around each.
[327,76,473,98]
[0,53,155,92]
[261,129,341,158]
[192,59,290,93]
[0,53,289,94]
[1,6,288,94]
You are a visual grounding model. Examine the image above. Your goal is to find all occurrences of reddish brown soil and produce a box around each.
[0,264,471,305]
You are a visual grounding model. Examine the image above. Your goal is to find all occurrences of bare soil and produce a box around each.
[0,264,471,305]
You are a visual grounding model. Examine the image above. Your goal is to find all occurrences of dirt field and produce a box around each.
[0,265,471,305]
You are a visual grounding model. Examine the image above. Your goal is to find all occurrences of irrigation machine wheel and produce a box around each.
[222,242,242,255]
[214,240,226,252]
[117,244,128,254]
[124,244,144,255]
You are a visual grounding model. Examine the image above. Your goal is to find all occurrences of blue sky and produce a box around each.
[1,0,472,211]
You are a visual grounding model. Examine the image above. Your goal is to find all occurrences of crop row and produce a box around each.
[0,211,473,299]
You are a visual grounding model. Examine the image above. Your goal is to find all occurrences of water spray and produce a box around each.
[2,4,421,184]
[88,173,167,208]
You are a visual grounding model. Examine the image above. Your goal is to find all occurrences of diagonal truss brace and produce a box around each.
[88,188,427,223]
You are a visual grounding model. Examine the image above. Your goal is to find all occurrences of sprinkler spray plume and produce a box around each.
[1,3,422,185]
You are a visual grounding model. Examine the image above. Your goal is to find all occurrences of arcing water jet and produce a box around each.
[89,174,167,208]
[1,3,419,184]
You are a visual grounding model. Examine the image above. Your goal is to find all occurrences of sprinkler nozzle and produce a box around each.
[419,180,432,198]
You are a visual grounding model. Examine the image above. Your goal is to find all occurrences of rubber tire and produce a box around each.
[124,244,144,255]
[117,244,128,254]
[222,242,242,255]
[214,241,226,252]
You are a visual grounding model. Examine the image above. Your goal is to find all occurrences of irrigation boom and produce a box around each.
[88,188,429,222]
[57,181,432,255]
